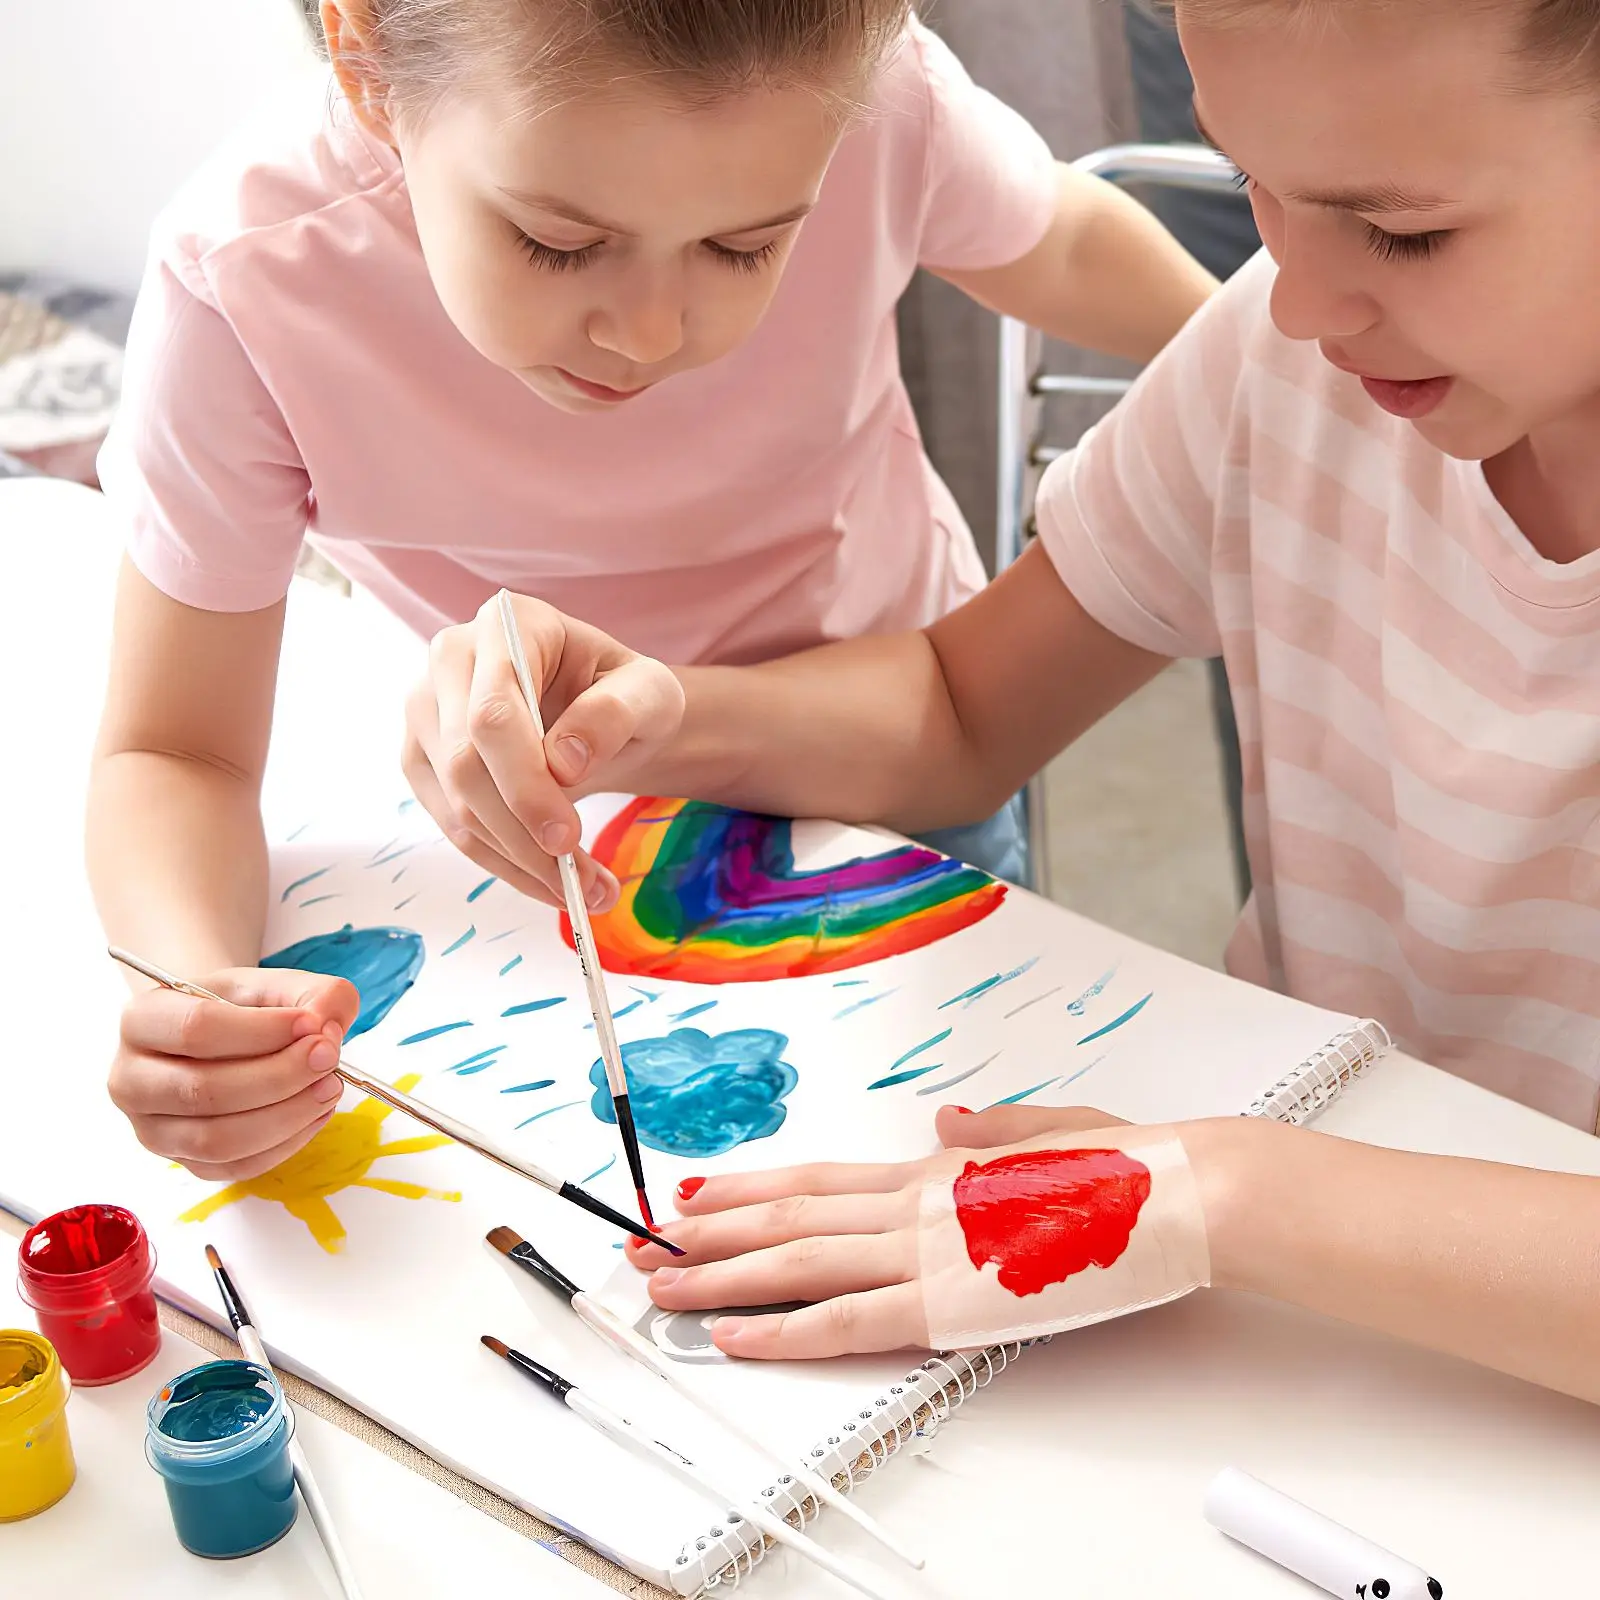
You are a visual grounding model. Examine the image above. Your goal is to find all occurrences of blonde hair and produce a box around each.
[1157,0,1600,91]
[303,0,911,116]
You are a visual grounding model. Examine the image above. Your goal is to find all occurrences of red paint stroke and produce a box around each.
[952,1148,1151,1297]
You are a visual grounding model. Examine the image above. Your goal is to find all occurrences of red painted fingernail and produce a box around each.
[952,1106,973,1115]
[676,1176,706,1202]
[626,1235,646,1250]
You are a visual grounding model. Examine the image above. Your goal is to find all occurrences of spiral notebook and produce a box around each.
[0,789,1393,1596]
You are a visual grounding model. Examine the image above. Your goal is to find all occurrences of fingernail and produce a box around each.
[310,1040,338,1072]
[651,1267,683,1288]
[585,871,616,911]
[538,821,571,855]
[676,1176,706,1202]
[952,1106,973,1115]
[555,735,590,779]
[715,1321,751,1347]
[314,1074,344,1103]
[324,1020,344,1046]
[292,1013,322,1038]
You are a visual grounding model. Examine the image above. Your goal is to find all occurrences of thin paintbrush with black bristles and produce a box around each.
[493,588,658,1233]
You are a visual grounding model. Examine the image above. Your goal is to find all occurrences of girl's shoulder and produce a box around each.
[148,68,401,294]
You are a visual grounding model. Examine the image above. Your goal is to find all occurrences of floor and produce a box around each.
[1039,657,1239,970]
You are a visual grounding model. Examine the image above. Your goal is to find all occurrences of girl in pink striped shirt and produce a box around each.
[408,0,1600,1397]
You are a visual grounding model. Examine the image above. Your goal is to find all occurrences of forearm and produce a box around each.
[1194,1117,1600,1404]
[624,633,998,833]
[86,749,270,978]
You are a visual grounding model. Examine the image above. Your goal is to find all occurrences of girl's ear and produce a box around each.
[321,0,396,143]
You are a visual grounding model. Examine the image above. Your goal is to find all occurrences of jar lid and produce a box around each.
[0,1329,67,1427]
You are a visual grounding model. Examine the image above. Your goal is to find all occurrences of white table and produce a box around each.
[4,478,1599,1598]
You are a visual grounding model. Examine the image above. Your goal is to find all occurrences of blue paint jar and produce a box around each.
[145,1360,297,1558]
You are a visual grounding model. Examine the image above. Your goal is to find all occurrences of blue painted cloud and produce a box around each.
[590,1028,798,1159]
[261,924,425,1040]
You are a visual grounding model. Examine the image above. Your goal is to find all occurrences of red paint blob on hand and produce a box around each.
[675,1177,706,1203]
[952,1147,1152,1297]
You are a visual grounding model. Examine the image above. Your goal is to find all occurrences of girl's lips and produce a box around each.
[1358,374,1453,419]
[557,368,648,403]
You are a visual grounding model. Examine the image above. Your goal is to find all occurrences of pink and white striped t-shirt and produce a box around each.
[1038,251,1600,1133]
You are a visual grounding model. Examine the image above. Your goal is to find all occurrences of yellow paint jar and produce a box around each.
[0,1329,76,1521]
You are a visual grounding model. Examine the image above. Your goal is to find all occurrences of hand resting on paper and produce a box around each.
[402,591,685,909]
[108,969,358,1181]
[625,1103,1220,1359]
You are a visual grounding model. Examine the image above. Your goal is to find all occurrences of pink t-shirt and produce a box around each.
[1039,251,1600,1132]
[100,23,1056,665]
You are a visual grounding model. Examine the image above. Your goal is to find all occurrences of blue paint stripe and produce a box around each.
[670,1000,718,1022]
[441,926,476,955]
[499,956,523,976]
[581,1154,618,1185]
[915,1054,1000,1097]
[868,1062,944,1090]
[501,1078,557,1094]
[1076,993,1152,1046]
[584,998,643,1029]
[986,1075,1060,1108]
[834,989,896,1021]
[450,1045,507,1072]
[1058,1051,1109,1090]
[280,866,332,902]
[398,1020,472,1045]
[369,842,419,867]
[467,876,497,903]
[394,893,419,910]
[287,822,311,841]
[299,894,339,908]
[504,997,564,1017]
[515,1099,582,1128]
[485,928,522,945]
[887,1028,952,1072]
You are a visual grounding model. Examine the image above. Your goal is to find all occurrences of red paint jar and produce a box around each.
[17,1205,161,1387]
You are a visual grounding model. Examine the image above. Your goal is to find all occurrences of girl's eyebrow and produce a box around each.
[497,189,816,236]
[1190,98,1452,214]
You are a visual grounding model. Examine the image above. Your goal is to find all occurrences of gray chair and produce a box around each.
[995,142,1244,897]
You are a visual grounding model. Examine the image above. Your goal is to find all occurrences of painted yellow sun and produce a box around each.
[178,1074,462,1253]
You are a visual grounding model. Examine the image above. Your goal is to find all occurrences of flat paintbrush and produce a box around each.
[485,1225,923,1570]
[480,1335,896,1600]
[494,587,658,1232]
[205,1244,364,1600]
[106,946,683,1255]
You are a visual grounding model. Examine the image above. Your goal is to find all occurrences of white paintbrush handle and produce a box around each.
[237,1328,365,1600]
[564,1391,893,1600]
[495,591,630,1100]
[575,1296,923,1570]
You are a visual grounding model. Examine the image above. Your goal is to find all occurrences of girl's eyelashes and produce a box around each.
[514,228,784,275]
[1362,224,1451,264]
[517,231,601,272]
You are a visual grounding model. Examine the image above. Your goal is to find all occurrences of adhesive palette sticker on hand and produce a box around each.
[918,1133,1211,1349]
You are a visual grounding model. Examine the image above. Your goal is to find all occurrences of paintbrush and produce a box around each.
[485,1225,923,1570]
[493,587,658,1232]
[204,1244,364,1599]
[480,1336,896,1600]
[106,946,683,1256]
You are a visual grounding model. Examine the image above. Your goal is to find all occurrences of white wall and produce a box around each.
[0,0,320,294]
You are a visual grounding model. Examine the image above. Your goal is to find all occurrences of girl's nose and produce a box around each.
[587,283,685,367]
[1268,234,1379,346]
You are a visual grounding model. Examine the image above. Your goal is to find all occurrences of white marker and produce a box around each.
[1205,1468,1443,1600]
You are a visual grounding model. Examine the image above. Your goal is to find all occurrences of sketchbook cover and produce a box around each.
[0,766,1379,1591]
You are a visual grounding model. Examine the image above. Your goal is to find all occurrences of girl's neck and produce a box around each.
[1483,395,1600,564]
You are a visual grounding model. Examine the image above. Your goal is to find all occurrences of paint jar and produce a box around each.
[0,1329,76,1522]
[17,1204,161,1386]
[145,1360,298,1558]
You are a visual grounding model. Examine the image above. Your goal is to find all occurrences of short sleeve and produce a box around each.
[1035,250,1275,660]
[909,21,1058,272]
[97,247,311,612]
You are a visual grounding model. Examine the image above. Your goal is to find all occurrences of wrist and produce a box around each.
[1179,1115,1288,1294]
[628,665,757,801]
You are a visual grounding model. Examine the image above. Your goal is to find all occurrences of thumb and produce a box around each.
[212,968,363,1038]
[544,657,685,786]
[934,1102,1129,1151]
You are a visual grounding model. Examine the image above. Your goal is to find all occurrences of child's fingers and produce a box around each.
[933,1102,1128,1151]
[543,657,685,785]
[630,1190,910,1267]
[109,1033,341,1120]
[465,605,584,855]
[129,1075,345,1169]
[646,1230,913,1311]
[177,1107,339,1184]
[120,990,313,1062]
[670,1161,919,1216]
[211,970,360,1037]
[709,1286,928,1360]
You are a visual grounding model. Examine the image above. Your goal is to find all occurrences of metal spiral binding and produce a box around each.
[1242,1019,1392,1125]
[682,1338,1051,1594]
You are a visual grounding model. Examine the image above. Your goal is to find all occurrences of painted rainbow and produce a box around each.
[565,797,1008,982]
